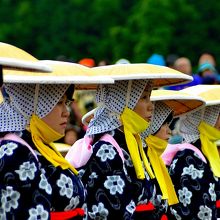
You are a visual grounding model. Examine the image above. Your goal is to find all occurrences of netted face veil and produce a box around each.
[0,83,70,132]
[86,79,152,136]
[178,104,220,143]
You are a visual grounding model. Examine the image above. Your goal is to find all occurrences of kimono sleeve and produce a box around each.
[0,140,51,219]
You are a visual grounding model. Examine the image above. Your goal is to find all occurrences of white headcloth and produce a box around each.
[0,83,69,132]
[86,79,151,136]
[178,104,220,143]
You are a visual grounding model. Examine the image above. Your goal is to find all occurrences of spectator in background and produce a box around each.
[166,57,202,90]
[78,58,95,67]
[198,52,216,67]
[115,58,130,64]
[197,62,219,84]
[165,54,179,69]
[147,53,165,66]
[98,59,110,66]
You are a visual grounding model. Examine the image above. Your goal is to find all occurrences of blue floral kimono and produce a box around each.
[78,129,166,219]
[0,131,86,219]
[166,140,218,220]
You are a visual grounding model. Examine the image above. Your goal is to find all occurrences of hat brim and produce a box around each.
[0,42,37,61]
[0,42,51,72]
[0,58,52,72]
[151,89,205,116]
[182,85,220,106]
[3,60,114,88]
[93,64,193,88]
[0,42,114,88]
[0,91,3,103]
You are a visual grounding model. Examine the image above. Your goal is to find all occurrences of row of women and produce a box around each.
[0,42,219,220]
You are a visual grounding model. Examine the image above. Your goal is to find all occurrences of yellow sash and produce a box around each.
[29,114,78,175]
[120,107,155,179]
[146,135,179,205]
[198,121,220,177]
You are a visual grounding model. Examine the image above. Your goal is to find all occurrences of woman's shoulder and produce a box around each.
[0,138,38,168]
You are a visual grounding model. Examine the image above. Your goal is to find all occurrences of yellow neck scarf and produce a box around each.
[29,114,78,175]
[198,120,220,177]
[120,107,155,179]
[146,135,179,205]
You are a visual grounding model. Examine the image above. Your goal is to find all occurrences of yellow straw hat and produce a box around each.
[92,63,193,88]
[181,85,220,106]
[0,42,114,88]
[150,89,205,116]
[0,42,51,72]
[0,91,3,103]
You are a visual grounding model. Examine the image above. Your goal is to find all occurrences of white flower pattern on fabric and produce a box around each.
[123,150,133,167]
[39,173,52,194]
[170,159,178,170]
[126,200,135,214]
[104,175,125,195]
[89,172,98,180]
[65,196,80,210]
[170,207,181,220]
[182,164,204,179]
[96,144,116,162]
[208,183,216,201]
[178,187,192,207]
[1,186,20,212]
[197,205,212,220]
[15,161,37,181]
[27,204,49,220]
[0,209,6,220]
[89,202,109,219]
[0,142,18,158]
[57,174,73,199]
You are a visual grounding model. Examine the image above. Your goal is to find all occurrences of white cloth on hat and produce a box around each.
[150,101,172,135]
[141,101,172,139]
[86,79,151,135]
[178,104,220,143]
[0,83,69,132]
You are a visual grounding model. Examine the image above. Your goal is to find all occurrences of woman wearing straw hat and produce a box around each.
[160,85,220,219]
[0,42,115,220]
[65,63,193,219]
[140,89,207,219]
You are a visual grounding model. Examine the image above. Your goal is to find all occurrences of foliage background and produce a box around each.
[0,0,220,66]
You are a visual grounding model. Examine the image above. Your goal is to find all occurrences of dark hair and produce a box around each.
[164,112,174,127]
[65,85,75,101]
[152,111,174,135]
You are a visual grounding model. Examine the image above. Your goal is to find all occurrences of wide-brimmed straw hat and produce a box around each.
[92,63,193,88]
[150,89,205,116]
[0,42,114,88]
[0,91,3,103]
[0,42,51,72]
[181,85,220,106]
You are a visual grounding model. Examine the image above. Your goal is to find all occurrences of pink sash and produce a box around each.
[161,143,207,166]
[0,133,38,161]
[65,134,124,168]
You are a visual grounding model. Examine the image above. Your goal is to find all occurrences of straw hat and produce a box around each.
[92,63,193,88]
[0,42,51,72]
[150,89,205,117]
[0,91,3,104]
[181,85,220,106]
[0,42,114,88]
